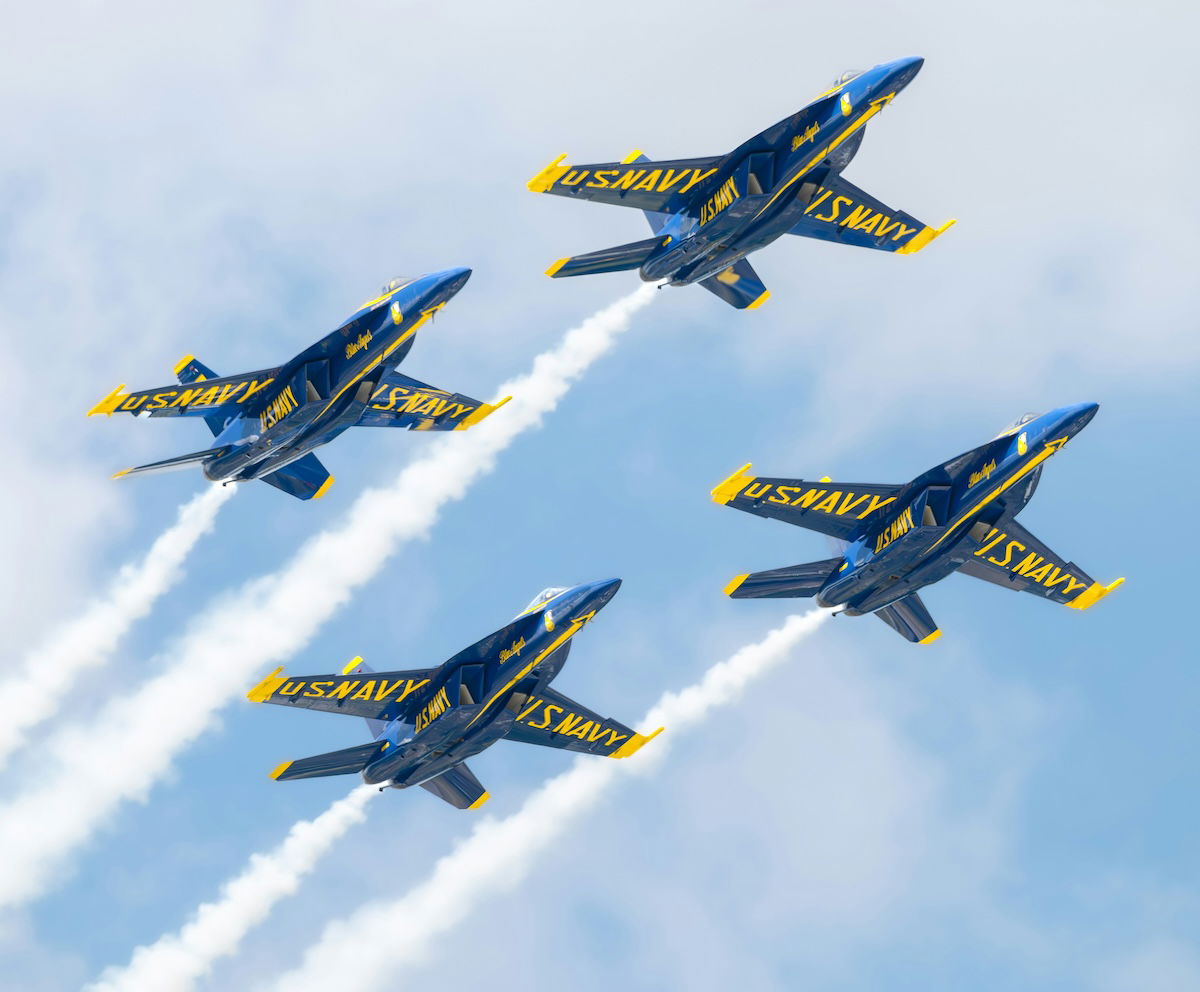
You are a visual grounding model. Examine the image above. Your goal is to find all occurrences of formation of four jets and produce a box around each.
[87,58,1121,808]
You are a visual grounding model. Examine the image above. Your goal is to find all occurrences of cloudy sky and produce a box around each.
[2,1,1197,989]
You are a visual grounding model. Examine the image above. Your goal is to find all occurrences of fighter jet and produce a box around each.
[246,579,662,808]
[87,268,508,499]
[527,57,952,309]
[712,404,1123,643]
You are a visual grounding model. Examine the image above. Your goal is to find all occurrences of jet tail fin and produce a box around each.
[873,593,940,644]
[269,740,387,781]
[111,446,225,480]
[260,453,333,501]
[545,236,664,279]
[698,259,770,310]
[418,761,490,810]
[723,558,843,599]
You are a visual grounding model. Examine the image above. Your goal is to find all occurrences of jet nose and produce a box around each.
[883,56,924,91]
[1059,401,1099,434]
[435,266,472,299]
[582,577,622,612]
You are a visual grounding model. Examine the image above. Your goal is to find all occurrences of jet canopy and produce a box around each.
[518,586,568,617]
[993,412,1040,439]
[833,70,862,86]
[381,277,413,294]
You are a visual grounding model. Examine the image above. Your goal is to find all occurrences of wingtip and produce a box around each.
[247,666,286,703]
[527,153,569,193]
[897,218,956,255]
[172,354,196,376]
[612,726,664,759]
[269,760,293,781]
[917,629,943,645]
[88,384,127,417]
[620,148,643,164]
[111,467,133,480]
[1068,577,1125,611]
[468,792,491,810]
[723,574,749,597]
[341,655,365,675]
[455,395,512,431]
[711,463,754,504]
[745,289,771,310]
[312,475,335,499]
[545,257,570,278]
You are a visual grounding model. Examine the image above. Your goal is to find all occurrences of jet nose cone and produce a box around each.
[586,578,622,610]
[438,266,472,298]
[884,56,925,90]
[1064,401,1100,430]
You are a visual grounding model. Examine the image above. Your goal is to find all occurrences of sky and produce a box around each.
[2,0,1198,989]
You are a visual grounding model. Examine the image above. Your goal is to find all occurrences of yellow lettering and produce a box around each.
[988,540,1024,568]
[350,681,377,701]
[611,169,645,191]
[566,719,594,740]
[861,494,896,518]
[516,698,542,722]
[892,223,917,242]
[531,704,562,730]
[303,681,333,698]
[678,168,718,195]
[1012,552,1044,576]
[854,212,883,235]
[811,492,842,514]
[744,482,771,500]
[804,188,832,215]
[279,681,303,696]
[170,388,202,407]
[974,529,1005,558]
[657,169,690,193]
[586,170,618,187]
[560,169,588,186]
[553,712,581,735]
[839,204,873,229]
[632,170,662,191]
[790,488,827,509]
[328,680,361,700]
[814,195,852,223]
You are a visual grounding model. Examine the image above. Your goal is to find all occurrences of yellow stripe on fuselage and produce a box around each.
[926,440,1067,555]
[753,93,895,222]
[462,619,586,733]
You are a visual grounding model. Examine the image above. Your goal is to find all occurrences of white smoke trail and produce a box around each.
[0,484,232,769]
[272,610,829,992]
[84,785,376,992]
[0,285,657,910]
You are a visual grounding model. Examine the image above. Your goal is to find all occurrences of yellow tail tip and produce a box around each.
[247,666,286,703]
[1068,577,1125,611]
[917,629,943,645]
[620,149,644,164]
[468,792,491,810]
[527,153,570,193]
[172,354,196,376]
[88,384,127,417]
[745,289,771,310]
[545,257,570,278]
[723,574,749,597]
[711,463,754,504]
[612,726,664,759]
[341,655,365,675]
[312,475,335,499]
[269,760,293,781]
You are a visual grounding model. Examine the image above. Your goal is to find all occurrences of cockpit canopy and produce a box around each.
[381,277,413,294]
[993,412,1040,439]
[833,70,861,86]
[518,586,568,617]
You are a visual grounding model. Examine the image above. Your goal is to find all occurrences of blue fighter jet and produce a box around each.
[712,404,1124,643]
[247,579,662,808]
[87,268,509,500]
[527,57,953,309]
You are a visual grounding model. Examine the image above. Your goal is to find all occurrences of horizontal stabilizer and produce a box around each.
[723,559,842,599]
[507,687,662,759]
[260,453,334,501]
[270,740,386,781]
[873,593,940,644]
[546,236,665,279]
[418,761,490,810]
[112,447,225,480]
[699,259,770,310]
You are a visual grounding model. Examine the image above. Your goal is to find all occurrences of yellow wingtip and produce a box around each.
[88,384,127,417]
[917,629,943,645]
[455,395,512,431]
[819,476,833,483]
[527,153,569,193]
[312,475,335,499]
[745,289,771,310]
[269,760,293,781]
[545,257,570,278]
[620,148,643,164]
[723,574,749,597]
[341,655,364,676]
[111,468,134,480]
[612,726,664,759]
[1067,577,1125,611]
[711,463,754,504]
[247,666,286,703]
[172,354,196,376]
[467,792,491,810]
[897,218,957,255]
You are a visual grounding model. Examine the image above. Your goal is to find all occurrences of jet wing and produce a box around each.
[88,367,281,419]
[712,464,903,541]
[507,688,661,759]
[528,154,722,212]
[246,665,440,721]
[357,371,510,432]
[959,520,1123,609]
[788,174,954,254]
